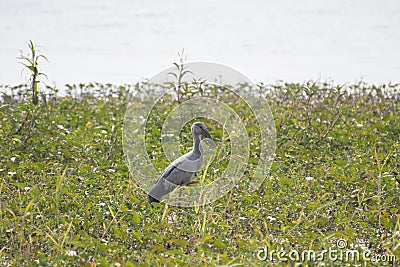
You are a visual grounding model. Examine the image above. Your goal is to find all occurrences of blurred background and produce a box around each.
[1,0,399,86]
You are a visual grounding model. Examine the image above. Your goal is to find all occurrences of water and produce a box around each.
[1,0,399,86]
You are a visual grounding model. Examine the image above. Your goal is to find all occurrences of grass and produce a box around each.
[0,80,399,266]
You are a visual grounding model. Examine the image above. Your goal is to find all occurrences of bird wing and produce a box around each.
[157,163,178,183]
[148,152,202,203]
[148,160,196,203]
[156,152,199,184]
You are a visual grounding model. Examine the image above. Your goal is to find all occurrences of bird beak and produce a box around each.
[202,128,211,139]
[202,129,216,148]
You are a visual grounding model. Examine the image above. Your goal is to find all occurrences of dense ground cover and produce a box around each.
[0,81,399,266]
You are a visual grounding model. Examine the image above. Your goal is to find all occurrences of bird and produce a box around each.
[148,122,216,203]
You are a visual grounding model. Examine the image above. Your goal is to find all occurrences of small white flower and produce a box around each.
[167,212,177,224]
[161,133,175,137]
[66,250,77,256]
[101,129,108,134]
[8,172,16,177]
[305,176,313,181]
[57,124,70,134]
[24,186,31,192]
[267,216,276,222]
[10,157,16,162]
[139,116,146,124]
[356,123,363,128]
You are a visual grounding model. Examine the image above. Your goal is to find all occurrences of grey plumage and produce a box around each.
[148,122,215,203]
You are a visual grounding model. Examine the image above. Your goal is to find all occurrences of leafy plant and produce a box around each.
[18,40,48,105]
[0,80,399,266]
[168,49,192,102]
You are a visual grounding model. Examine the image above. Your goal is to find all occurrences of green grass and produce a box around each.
[0,81,399,266]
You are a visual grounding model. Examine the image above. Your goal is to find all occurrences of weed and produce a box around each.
[17,40,48,106]
[0,80,399,266]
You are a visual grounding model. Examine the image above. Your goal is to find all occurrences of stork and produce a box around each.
[148,122,215,203]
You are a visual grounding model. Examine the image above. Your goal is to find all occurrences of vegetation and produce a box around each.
[0,78,399,266]
[17,40,48,106]
[0,41,398,266]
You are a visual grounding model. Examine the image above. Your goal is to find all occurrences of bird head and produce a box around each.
[192,122,216,148]
[192,122,210,137]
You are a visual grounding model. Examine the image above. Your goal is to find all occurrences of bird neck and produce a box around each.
[192,134,202,155]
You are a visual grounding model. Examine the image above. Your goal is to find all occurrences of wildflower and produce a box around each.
[66,250,77,256]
